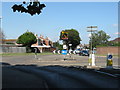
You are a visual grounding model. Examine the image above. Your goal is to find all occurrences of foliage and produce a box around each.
[53,41,63,50]
[16,31,37,47]
[107,41,120,46]
[96,40,120,47]
[90,30,110,48]
[60,29,81,49]
[6,42,15,44]
[0,30,5,44]
[1,52,53,56]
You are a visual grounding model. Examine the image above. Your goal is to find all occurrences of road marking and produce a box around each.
[94,70,118,78]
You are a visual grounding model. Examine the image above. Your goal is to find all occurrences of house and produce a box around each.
[110,37,120,43]
[1,39,25,53]
[2,39,17,44]
[31,34,53,53]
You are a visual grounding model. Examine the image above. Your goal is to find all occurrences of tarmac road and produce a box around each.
[1,54,119,89]
[2,54,119,68]
[2,64,119,89]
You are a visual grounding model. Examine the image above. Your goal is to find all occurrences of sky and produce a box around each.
[1,1,119,44]
[1,0,120,2]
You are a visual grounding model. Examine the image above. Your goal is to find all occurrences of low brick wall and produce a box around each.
[96,46,119,55]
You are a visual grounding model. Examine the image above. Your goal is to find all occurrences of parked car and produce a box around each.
[74,49,80,54]
[79,50,89,56]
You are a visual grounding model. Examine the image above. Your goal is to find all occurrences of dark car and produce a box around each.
[79,50,89,56]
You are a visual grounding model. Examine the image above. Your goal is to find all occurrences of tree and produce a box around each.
[89,30,110,48]
[60,29,81,49]
[108,41,120,46]
[16,31,37,47]
[53,41,62,50]
[0,29,5,44]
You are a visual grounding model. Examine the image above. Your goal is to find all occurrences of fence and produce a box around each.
[1,46,26,53]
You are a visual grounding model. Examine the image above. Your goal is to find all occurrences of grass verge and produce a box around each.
[95,54,119,57]
[1,52,53,56]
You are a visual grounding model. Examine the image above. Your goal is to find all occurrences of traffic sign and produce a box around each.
[107,54,113,59]
[63,45,67,49]
[61,31,68,40]
[107,54,113,68]
[62,50,67,55]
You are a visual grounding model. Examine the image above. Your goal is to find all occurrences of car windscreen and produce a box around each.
[82,51,88,53]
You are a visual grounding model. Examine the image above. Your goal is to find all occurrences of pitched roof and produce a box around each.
[2,39,17,41]
[111,37,120,42]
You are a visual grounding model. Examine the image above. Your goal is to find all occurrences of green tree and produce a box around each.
[16,31,37,47]
[53,41,63,50]
[108,41,120,46]
[0,29,6,44]
[90,30,110,48]
[60,29,81,49]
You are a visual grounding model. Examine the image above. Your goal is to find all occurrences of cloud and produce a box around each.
[112,24,118,27]
[114,32,120,35]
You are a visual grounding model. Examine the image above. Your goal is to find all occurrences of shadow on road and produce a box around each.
[1,62,120,90]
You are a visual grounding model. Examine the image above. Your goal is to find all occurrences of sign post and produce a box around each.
[91,54,95,66]
[34,48,37,59]
[87,26,97,66]
[61,31,69,60]
[88,54,92,65]
[106,53,113,68]
[62,45,68,60]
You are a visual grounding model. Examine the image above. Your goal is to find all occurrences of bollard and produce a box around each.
[91,54,95,66]
[88,54,92,65]
[34,48,37,59]
[106,54,113,68]
[88,54,96,66]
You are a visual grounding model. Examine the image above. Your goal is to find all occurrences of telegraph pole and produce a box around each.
[87,26,97,66]
[87,26,97,54]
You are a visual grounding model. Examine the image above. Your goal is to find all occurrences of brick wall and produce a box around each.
[96,46,119,55]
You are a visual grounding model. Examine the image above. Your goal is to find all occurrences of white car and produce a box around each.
[74,49,80,54]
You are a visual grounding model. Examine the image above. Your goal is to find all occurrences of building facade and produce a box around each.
[31,35,53,53]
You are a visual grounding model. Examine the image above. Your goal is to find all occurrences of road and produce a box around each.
[2,64,119,89]
[2,54,119,68]
[1,54,120,89]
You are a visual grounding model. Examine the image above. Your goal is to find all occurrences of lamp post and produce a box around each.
[87,26,97,66]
